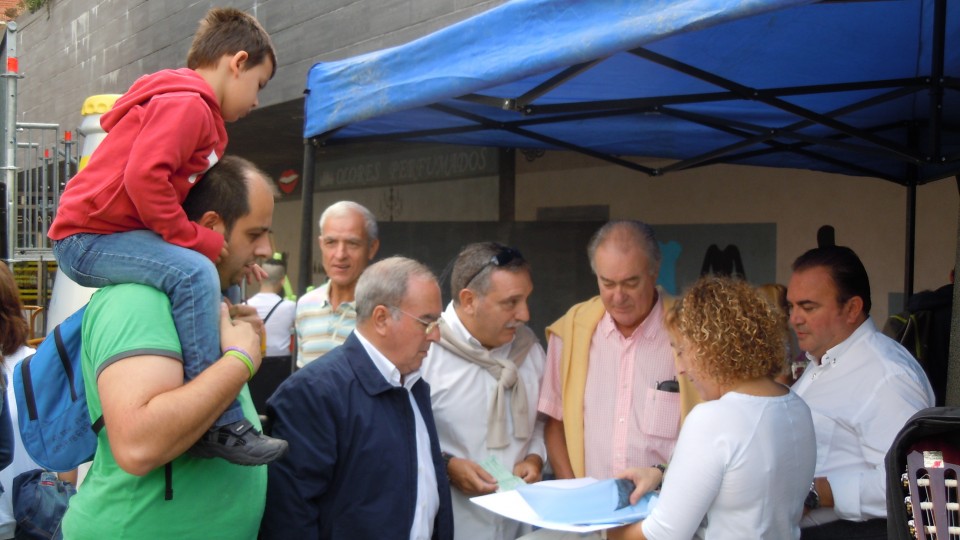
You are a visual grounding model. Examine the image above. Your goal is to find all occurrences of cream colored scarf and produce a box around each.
[438,320,537,448]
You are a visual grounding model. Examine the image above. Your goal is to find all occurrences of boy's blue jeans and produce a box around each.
[53,230,244,426]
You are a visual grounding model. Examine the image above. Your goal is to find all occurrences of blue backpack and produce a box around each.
[13,305,103,472]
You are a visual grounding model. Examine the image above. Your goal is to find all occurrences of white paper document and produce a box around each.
[471,478,658,533]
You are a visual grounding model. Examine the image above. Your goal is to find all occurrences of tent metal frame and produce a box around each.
[300,0,956,303]
[314,0,960,186]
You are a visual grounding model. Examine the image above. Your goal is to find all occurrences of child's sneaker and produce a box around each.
[188,419,288,465]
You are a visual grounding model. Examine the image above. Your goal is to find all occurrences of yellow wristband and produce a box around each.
[224,348,255,381]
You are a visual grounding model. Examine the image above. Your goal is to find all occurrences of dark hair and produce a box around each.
[450,242,529,303]
[183,155,271,235]
[0,262,29,357]
[186,7,277,79]
[792,245,872,315]
[263,258,286,271]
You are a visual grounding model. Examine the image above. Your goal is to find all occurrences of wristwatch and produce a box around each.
[804,480,821,510]
[441,451,455,468]
[652,463,667,491]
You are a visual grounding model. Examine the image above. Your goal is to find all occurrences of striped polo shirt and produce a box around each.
[294,282,356,368]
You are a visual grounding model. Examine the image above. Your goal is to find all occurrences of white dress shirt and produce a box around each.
[355,330,440,540]
[421,302,546,540]
[793,317,934,525]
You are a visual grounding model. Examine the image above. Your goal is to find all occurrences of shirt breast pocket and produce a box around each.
[641,388,681,439]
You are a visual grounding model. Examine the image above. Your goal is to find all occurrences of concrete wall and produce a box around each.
[12,0,506,136]
[515,152,957,324]
[272,151,957,325]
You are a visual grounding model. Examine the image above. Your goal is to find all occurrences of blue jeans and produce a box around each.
[54,231,243,426]
[13,469,75,540]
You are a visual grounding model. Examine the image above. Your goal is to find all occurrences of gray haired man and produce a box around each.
[422,242,546,540]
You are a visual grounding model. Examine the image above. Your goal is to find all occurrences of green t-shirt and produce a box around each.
[61,284,266,540]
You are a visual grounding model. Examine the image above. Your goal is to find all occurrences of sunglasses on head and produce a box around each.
[463,245,524,288]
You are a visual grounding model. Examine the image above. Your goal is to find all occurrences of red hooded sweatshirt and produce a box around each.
[48,68,227,262]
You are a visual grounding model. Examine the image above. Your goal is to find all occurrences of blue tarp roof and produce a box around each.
[304,0,960,185]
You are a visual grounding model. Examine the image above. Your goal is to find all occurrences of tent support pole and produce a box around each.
[499,148,515,222]
[905,124,919,300]
[298,138,317,296]
[946,175,960,406]
[905,180,916,299]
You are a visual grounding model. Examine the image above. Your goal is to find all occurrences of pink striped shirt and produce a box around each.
[538,296,680,479]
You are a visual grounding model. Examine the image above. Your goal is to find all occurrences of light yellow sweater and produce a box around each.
[545,293,699,477]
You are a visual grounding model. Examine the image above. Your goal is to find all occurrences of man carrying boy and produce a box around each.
[48,7,284,464]
[61,156,278,539]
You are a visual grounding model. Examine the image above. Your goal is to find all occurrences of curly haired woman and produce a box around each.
[610,277,816,540]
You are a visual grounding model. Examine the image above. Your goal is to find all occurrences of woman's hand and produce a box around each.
[616,466,663,505]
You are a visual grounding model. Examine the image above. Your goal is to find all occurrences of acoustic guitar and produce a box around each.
[902,450,960,539]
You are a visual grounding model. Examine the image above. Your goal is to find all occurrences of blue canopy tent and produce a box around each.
[299,0,960,404]
[301,0,959,292]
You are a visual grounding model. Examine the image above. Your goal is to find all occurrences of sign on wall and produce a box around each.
[316,144,499,192]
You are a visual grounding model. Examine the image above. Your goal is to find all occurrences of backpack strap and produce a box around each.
[164,463,173,501]
[20,354,38,422]
[58,319,105,436]
[53,323,78,402]
[262,298,285,324]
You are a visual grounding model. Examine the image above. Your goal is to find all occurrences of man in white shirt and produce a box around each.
[248,259,296,357]
[422,242,546,540]
[246,258,296,410]
[787,245,934,540]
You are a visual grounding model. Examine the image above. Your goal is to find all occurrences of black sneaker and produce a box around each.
[188,419,288,465]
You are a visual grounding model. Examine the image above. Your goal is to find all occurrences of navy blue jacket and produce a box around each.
[260,333,454,539]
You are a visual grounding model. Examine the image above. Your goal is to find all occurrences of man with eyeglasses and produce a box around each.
[421,242,546,540]
[261,256,453,540]
[525,221,698,540]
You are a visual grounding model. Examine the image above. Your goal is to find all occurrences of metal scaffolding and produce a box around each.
[1,21,76,328]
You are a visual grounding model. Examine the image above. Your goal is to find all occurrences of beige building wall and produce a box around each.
[275,150,957,325]
[515,151,957,324]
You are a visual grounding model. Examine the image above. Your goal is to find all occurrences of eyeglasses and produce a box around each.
[389,307,442,335]
[463,245,524,288]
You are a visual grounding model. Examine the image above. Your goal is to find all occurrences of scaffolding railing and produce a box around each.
[10,123,75,258]
[1,21,77,331]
